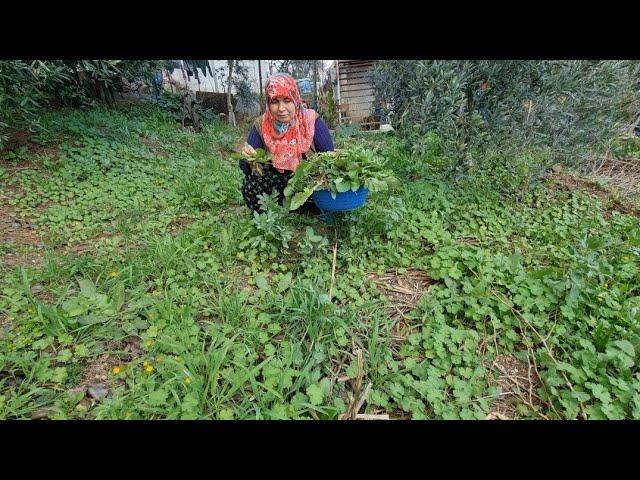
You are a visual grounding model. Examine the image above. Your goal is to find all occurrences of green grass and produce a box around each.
[1,103,640,420]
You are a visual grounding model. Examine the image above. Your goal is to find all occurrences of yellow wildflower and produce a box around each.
[184,377,191,385]
[145,365,154,373]
[110,271,117,278]
[112,366,121,374]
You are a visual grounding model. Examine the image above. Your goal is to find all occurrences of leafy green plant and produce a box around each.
[176,175,235,210]
[283,146,396,210]
[154,91,181,113]
[613,137,640,159]
[230,147,272,175]
[296,227,329,256]
[239,192,295,255]
[60,278,118,327]
[318,89,338,130]
[335,124,359,138]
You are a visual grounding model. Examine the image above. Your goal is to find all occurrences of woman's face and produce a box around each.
[268,95,296,124]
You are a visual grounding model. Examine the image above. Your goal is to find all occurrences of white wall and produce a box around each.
[164,61,216,93]
[164,60,268,94]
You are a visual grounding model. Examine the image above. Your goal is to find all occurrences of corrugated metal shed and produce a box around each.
[336,60,378,129]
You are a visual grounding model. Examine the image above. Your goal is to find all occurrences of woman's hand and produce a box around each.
[242,143,257,157]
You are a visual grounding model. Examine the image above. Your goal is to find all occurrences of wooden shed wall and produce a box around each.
[337,60,378,128]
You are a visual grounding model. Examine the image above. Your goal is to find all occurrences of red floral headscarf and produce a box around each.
[261,73,318,172]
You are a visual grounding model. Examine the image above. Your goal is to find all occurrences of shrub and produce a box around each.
[371,60,640,173]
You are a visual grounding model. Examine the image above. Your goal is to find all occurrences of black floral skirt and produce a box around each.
[239,160,320,215]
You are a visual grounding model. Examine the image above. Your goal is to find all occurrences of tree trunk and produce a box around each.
[313,60,318,110]
[633,111,640,135]
[108,86,117,106]
[258,60,264,108]
[98,82,107,105]
[227,60,236,127]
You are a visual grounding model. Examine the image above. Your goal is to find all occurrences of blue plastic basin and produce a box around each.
[311,187,369,212]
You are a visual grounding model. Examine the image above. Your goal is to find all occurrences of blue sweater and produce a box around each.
[240,117,335,175]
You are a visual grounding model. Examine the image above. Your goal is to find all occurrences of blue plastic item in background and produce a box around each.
[297,78,312,94]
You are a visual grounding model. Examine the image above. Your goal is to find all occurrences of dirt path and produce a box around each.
[0,188,45,268]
